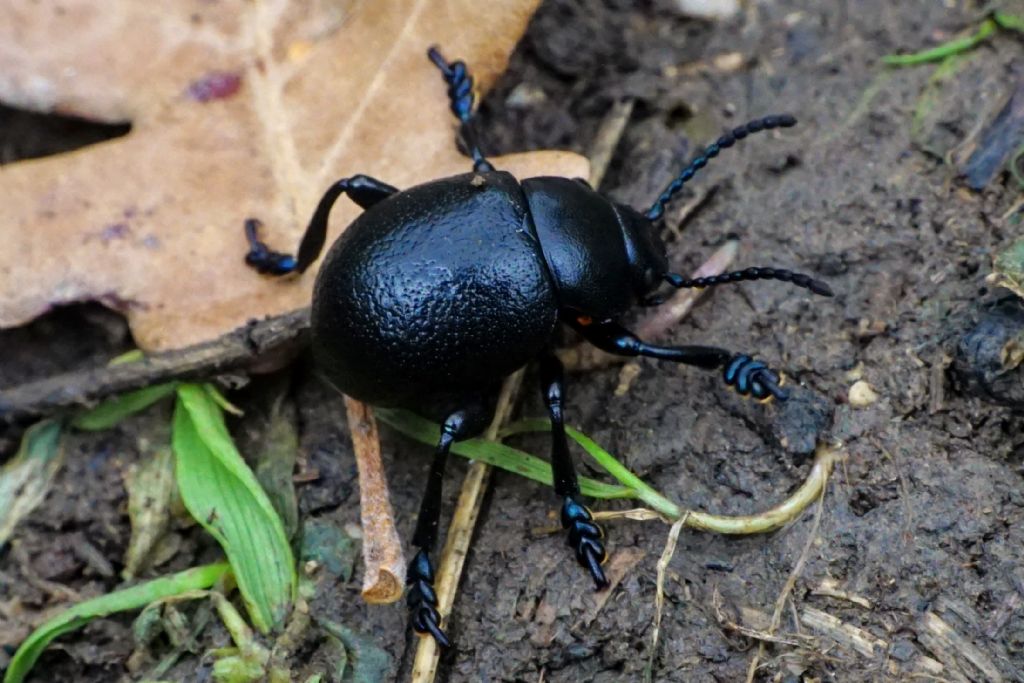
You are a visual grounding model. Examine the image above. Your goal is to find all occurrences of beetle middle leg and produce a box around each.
[569,317,789,401]
[244,174,397,276]
[539,352,609,590]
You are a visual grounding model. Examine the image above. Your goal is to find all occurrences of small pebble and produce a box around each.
[712,52,745,71]
[845,362,864,382]
[614,362,641,396]
[506,82,547,108]
[848,380,879,407]
[672,0,740,19]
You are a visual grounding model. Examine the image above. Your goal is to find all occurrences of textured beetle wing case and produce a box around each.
[311,172,559,410]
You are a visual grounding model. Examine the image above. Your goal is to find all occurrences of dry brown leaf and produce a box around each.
[0,0,589,351]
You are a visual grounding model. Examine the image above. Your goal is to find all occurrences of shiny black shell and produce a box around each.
[311,171,559,427]
[523,177,641,319]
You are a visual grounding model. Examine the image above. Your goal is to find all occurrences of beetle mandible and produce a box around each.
[244,46,832,648]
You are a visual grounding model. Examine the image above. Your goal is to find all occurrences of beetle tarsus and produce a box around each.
[427,46,494,173]
[244,218,299,275]
[242,175,397,277]
[407,549,450,648]
[723,354,789,401]
[562,496,609,590]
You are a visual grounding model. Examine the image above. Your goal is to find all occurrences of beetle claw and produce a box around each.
[413,604,451,649]
[723,354,789,401]
[243,217,299,276]
[561,497,609,590]
[406,549,450,648]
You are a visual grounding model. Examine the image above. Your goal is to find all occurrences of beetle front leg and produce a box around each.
[568,317,789,401]
[244,174,398,276]
[539,352,609,590]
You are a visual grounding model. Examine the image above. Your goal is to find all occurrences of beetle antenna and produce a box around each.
[645,115,797,221]
[665,267,833,297]
[428,46,494,173]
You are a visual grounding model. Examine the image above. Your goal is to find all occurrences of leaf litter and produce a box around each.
[0,0,587,351]
[0,2,590,679]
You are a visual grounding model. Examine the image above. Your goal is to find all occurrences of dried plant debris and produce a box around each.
[672,0,740,21]
[953,297,1024,408]
[122,445,177,578]
[960,81,1024,190]
[0,420,63,547]
[990,235,1024,300]
[344,397,404,605]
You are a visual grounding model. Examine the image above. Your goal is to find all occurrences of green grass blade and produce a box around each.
[883,18,996,66]
[108,349,145,365]
[204,383,245,416]
[994,11,1024,33]
[3,563,228,683]
[173,384,296,633]
[503,419,681,518]
[374,408,634,500]
[72,383,178,431]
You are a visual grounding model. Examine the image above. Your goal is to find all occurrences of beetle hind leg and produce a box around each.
[404,409,475,649]
[244,174,397,276]
[539,352,610,590]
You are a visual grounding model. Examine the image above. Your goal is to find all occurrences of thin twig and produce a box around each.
[593,508,671,523]
[410,370,524,683]
[662,184,717,241]
[344,397,404,605]
[719,605,816,649]
[637,240,739,340]
[811,578,873,609]
[588,99,635,188]
[646,513,688,681]
[0,308,311,423]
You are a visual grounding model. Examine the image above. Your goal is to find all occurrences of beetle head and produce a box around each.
[613,202,668,301]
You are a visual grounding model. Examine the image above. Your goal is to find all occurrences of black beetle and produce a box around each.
[245,46,832,648]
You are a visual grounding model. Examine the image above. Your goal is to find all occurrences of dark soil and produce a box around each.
[4,1,1024,681]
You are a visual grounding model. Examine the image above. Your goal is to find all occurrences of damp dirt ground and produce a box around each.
[3,1,1024,681]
